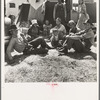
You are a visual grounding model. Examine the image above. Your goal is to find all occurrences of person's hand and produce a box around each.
[69,32,75,36]
[66,35,69,39]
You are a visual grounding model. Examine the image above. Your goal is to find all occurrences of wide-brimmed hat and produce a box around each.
[31,19,38,25]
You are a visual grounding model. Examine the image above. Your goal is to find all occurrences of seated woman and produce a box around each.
[6,25,53,64]
[50,17,67,48]
[43,20,52,38]
[27,19,42,41]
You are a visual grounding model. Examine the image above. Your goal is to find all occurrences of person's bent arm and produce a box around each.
[6,38,16,60]
[66,35,83,40]
[20,34,28,45]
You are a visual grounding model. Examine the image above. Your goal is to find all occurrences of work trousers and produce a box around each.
[23,37,48,54]
[63,38,91,53]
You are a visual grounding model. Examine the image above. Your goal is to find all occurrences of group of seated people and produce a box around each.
[5,17,96,64]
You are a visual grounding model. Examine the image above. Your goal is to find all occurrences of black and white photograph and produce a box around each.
[4,0,97,83]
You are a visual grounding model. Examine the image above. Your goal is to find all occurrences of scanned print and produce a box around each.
[4,0,97,82]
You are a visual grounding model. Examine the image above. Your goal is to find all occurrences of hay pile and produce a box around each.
[5,47,97,82]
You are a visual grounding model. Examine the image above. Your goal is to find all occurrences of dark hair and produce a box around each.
[56,17,61,23]
[9,25,17,30]
[8,15,15,19]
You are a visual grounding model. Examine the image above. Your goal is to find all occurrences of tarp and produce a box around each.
[16,2,45,25]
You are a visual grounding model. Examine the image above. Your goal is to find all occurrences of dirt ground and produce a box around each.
[5,42,97,82]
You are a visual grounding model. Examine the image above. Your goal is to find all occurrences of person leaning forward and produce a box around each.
[6,25,53,64]
[58,19,96,54]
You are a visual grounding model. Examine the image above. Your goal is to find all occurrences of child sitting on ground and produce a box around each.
[43,20,52,38]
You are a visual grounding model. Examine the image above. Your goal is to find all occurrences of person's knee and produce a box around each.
[38,36,44,40]
[37,36,44,42]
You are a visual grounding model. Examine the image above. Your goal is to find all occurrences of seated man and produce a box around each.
[58,19,96,54]
[6,25,52,64]
[50,17,67,48]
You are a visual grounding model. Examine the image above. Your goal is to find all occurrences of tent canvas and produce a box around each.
[15,2,45,26]
[15,0,72,26]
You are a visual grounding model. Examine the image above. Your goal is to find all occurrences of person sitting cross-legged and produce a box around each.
[6,25,52,64]
[58,19,96,54]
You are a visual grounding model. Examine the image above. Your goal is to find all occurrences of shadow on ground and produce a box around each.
[63,51,97,60]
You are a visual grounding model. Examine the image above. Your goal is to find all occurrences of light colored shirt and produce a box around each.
[82,29,95,46]
[50,24,66,34]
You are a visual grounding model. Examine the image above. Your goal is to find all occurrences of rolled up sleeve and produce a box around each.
[82,30,94,39]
